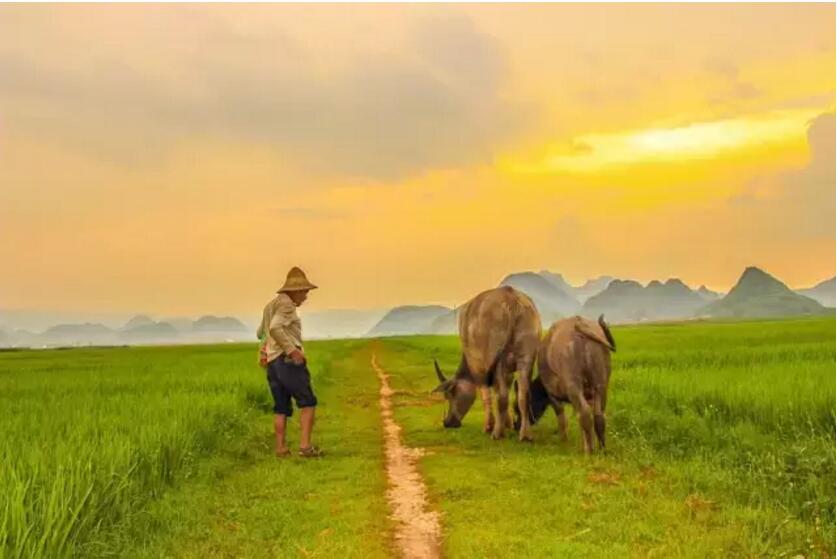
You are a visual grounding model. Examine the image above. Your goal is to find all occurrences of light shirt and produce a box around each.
[257,293,303,364]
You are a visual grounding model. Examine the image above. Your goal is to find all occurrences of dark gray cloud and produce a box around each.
[732,112,835,241]
[0,10,531,180]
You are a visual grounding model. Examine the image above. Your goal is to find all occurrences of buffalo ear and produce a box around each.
[431,379,454,394]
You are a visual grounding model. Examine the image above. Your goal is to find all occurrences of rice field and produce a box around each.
[0,317,833,557]
[382,317,835,556]
[0,344,265,557]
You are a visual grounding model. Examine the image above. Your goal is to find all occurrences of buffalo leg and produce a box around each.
[550,400,568,442]
[480,386,494,434]
[569,391,594,454]
[492,364,509,439]
[515,356,535,442]
[593,393,606,450]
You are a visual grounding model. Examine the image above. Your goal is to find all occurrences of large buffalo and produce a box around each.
[515,315,616,453]
[432,286,541,441]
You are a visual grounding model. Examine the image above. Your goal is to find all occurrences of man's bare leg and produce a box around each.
[300,406,315,449]
[274,414,289,455]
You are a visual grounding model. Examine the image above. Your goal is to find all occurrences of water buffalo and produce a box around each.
[514,315,616,453]
[432,286,541,441]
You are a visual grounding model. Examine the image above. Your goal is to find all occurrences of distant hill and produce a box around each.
[7,329,38,347]
[367,305,451,337]
[581,280,645,322]
[121,321,179,342]
[0,313,254,347]
[537,271,613,304]
[161,317,195,333]
[0,309,135,333]
[582,278,706,323]
[122,315,154,330]
[796,277,835,308]
[650,279,707,316]
[702,267,827,318]
[192,316,248,332]
[42,323,113,336]
[301,309,387,339]
[40,323,117,345]
[697,285,722,302]
[428,307,461,335]
[538,271,576,296]
[573,276,614,303]
[500,272,580,323]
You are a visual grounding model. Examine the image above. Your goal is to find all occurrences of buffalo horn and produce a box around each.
[434,359,447,383]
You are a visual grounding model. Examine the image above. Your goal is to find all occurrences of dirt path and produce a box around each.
[372,354,442,559]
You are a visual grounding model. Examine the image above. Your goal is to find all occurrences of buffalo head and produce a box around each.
[512,378,552,430]
[431,359,476,428]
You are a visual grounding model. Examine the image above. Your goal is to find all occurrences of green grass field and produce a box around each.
[1,317,834,558]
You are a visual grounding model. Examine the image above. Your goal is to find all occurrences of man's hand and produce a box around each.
[289,348,306,365]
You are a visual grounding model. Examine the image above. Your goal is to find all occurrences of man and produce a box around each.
[257,266,322,458]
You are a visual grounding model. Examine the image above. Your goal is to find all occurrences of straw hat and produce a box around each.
[277,267,318,293]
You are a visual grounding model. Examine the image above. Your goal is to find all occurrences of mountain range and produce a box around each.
[581,278,707,322]
[0,315,250,348]
[2,267,833,347]
[363,267,833,337]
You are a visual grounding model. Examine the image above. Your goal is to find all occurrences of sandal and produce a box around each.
[298,446,323,458]
[276,448,291,458]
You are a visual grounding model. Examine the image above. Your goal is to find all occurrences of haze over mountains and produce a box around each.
[367,306,451,337]
[1,267,833,347]
[363,267,833,337]
[796,277,836,307]
[501,272,581,322]
[0,308,391,348]
[0,315,252,348]
[581,278,707,323]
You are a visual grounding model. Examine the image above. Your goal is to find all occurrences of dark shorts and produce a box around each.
[266,357,318,416]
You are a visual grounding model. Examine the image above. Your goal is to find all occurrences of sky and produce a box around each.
[0,4,834,316]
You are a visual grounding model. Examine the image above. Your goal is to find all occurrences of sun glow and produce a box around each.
[501,108,823,174]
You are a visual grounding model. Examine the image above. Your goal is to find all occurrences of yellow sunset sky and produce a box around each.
[0,4,834,316]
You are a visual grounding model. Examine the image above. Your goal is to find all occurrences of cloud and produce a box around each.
[0,9,531,180]
[703,57,763,107]
[533,112,834,288]
[732,112,835,240]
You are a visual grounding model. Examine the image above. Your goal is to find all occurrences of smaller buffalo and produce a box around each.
[514,315,616,454]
